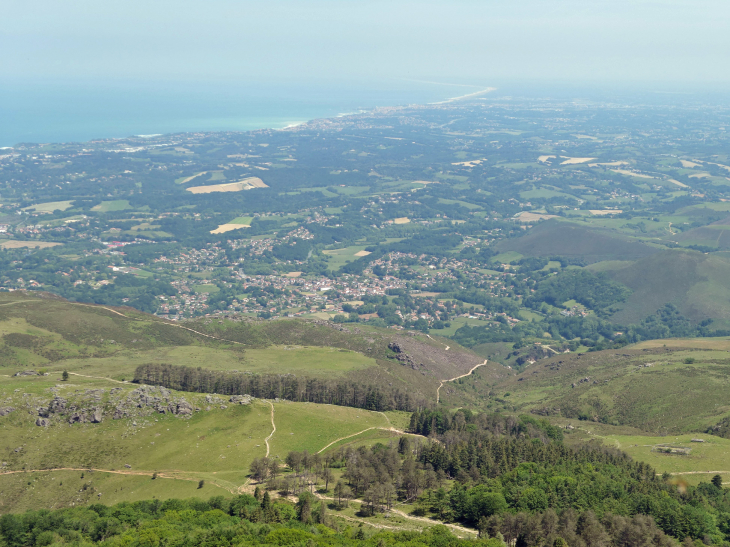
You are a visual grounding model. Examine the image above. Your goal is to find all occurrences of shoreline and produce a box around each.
[1,84,495,147]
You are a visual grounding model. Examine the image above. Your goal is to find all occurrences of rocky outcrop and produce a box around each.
[112,385,192,419]
[229,395,252,405]
[0,407,15,417]
[48,397,68,413]
[388,341,422,369]
[35,417,50,427]
[176,401,193,415]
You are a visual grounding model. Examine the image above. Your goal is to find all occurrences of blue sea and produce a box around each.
[0,79,486,147]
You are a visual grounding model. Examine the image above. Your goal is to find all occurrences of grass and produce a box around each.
[22,201,74,213]
[91,200,131,212]
[230,216,253,225]
[562,423,730,486]
[321,246,370,269]
[486,345,730,434]
[608,250,730,324]
[242,346,376,376]
[0,370,394,512]
[267,403,390,457]
[193,284,219,294]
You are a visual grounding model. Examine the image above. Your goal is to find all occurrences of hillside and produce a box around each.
[451,341,730,436]
[602,250,730,324]
[0,368,401,512]
[494,220,659,263]
[0,292,499,411]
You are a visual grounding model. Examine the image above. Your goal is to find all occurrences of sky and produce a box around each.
[2,0,730,88]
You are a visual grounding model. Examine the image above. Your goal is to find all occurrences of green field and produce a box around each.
[193,283,219,293]
[91,200,131,212]
[22,200,74,213]
[230,216,254,225]
[321,246,370,269]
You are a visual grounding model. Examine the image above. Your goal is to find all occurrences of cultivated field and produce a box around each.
[0,240,62,249]
[187,178,267,194]
[560,157,595,165]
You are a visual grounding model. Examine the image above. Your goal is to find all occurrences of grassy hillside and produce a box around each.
[0,292,492,411]
[0,369,399,513]
[604,250,730,324]
[494,220,658,263]
[447,343,730,436]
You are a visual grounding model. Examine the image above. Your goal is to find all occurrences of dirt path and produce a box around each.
[662,471,730,475]
[315,492,476,537]
[425,334,449,350]
[264,401,276,457]
[436,360,487,403]
[67,372,128,384]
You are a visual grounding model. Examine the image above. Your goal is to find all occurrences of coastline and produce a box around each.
[0,82,494,147]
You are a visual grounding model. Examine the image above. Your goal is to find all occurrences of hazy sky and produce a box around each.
[3,0,730,87]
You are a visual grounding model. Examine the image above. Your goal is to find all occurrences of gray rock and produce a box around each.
[14,370,38,377]
[176,401,193,415]
[229,395,252,405]
[0,407,15,417]
[48,397,67,413]
[90,409,103,423]
[35,417,50,427]
[68,413,85,424]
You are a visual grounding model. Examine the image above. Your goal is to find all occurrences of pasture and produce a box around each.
[22,201,74,213]
[91,200,131,212]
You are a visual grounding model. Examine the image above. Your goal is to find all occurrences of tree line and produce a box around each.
[133,363,425,411]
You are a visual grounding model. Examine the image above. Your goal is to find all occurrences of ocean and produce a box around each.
[0,79,485,147]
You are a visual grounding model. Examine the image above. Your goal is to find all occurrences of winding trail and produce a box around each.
[436,360,487,404]
[264,401,276,457]
[314,493,476,538]
[316,427,425,454]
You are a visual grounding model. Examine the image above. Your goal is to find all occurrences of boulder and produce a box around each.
[68,413,85,424]
[48,397,67,413]
[229,395,252,405]
[0,407,15,417]
[176,401,193,415]
[90,409,103,423]
[35,417,50,427]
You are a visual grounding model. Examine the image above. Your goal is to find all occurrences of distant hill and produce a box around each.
[672,216,730,250]
[454,341,730,435]
[602,250,730,324]
[495,220,658,263]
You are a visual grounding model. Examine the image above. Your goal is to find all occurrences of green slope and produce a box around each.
[605,250,730,324]
[495,220,658,263]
